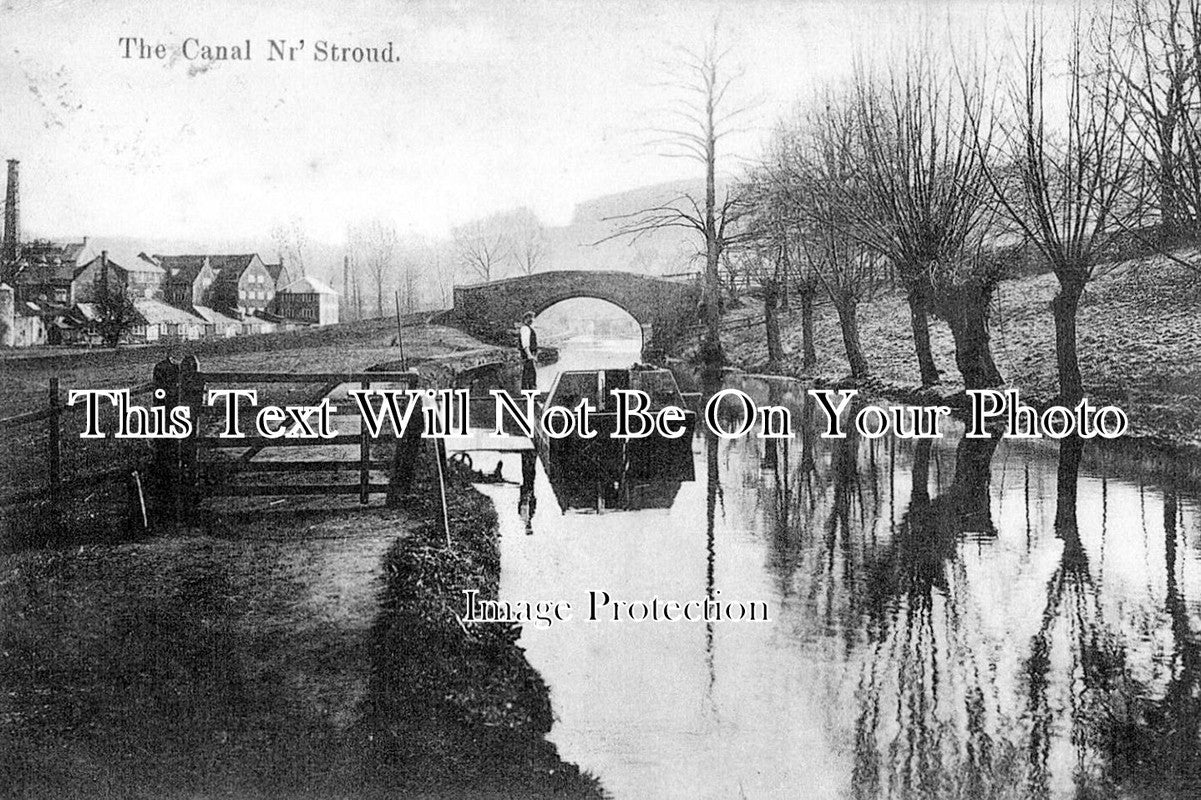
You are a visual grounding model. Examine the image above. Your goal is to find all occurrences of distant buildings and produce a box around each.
[13,239,88,305]
[274,276,339,326]
[0,158,340,348]
[74,250,164,302]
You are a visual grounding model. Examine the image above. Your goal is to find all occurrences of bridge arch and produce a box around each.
[443,270,700,358]
[531,296,646,347]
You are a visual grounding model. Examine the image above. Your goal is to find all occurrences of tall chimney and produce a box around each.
[2,160,18,277]
[99,250,110,298]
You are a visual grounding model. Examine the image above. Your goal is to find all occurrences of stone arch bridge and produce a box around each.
[441,270,701,357]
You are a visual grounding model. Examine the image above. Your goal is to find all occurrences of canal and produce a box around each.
[467,335,1201,800]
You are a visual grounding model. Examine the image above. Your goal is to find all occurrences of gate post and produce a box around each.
[388,375,424,507]
[151,357,180,523]
[179,355,202,517]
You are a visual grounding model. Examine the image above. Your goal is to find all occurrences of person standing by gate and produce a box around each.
[518,311,538,391]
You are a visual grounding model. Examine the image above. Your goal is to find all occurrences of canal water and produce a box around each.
[467,337,1201,800]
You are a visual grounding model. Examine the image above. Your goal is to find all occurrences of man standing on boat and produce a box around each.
[518,311,538,390]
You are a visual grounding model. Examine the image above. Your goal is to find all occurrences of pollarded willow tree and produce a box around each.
[745,124,822,373]
[971,10,1148,403]
[780,92,888,380]
[734,158,802,370]
[848,54,1005,389]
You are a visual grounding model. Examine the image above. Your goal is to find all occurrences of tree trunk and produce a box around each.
[834,299,869,379]
[1050,279,1085,404]
[799,286,817,373]
[763,279,783,368]
[702,79,723,370]
[906,282,940,386]
[943,283,1004,390]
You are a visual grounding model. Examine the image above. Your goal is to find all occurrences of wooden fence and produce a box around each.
[0,376,157,510]
[151,356,422,519]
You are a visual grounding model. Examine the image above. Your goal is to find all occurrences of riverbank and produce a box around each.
[0,447,603,798]
[720,255,1201,453]
[1,322,603,798]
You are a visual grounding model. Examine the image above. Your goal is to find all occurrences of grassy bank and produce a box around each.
[721,255,1201,450]
[0,452,603,798]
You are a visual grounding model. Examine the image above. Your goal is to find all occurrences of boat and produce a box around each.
[535,366,697,504]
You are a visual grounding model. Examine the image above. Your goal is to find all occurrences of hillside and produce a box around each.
[720,252,1201,449]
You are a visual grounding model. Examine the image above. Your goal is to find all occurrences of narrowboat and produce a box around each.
[536,366,697,507]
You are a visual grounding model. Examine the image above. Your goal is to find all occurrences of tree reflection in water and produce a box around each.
[851,432,1022,800]
[1022,437,1128,800]
[710,378,1201,799]
[1105,480,1201,799]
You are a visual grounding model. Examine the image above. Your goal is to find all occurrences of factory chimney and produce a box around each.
[2,159,19,279]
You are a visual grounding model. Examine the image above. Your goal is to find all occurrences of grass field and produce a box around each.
[0,316,482,417]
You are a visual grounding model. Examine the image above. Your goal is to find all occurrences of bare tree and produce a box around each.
[271,217,309,277]
[509,209,548,275]
[737,160,799,370]
[453,221,510,283]
[428,241,456,309]
[603,28,754,368]
[846,54,1003,388]
[756,122,823,372]
[349,219,400,318]
[971,12,1147,402]
[787,94,887,379]
[95,284,139,348]
[1110,0,1200,240]
[789,231,822,373]
[397,245,423,314]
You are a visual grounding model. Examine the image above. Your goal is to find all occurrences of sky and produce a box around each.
[0,0,1063,245]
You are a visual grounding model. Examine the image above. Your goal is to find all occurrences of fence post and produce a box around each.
[388,374,423,506]
[359,376,371,505]
[47,377,60,507]
[151,357,181,523]
[179,355,202,517]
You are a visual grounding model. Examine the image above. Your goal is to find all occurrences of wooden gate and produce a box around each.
[152,355,420,517]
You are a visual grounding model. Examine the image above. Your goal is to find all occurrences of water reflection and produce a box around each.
[475,353,1201,800]
[541,440,694,514]
[518,450,537,533]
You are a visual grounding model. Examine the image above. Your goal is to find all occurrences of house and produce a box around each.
[274,276,339,325]
[265,257,292,293]
[9,301,53,346]
[131,298,206,342]
[73,250,164,302]
[209,254,275,315]
[157,253,275,315]
[192,305,243,338]
[12,239,88,305]
[60,302,101,346]
[158,255,217,309]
